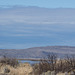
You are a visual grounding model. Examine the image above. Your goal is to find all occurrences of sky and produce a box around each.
[0,0,75,8]
[0,0,75,49]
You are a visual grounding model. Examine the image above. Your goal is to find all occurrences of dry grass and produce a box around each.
[0,55,75,75]
[0,63,33,75]
[56,72,67,75]
[0,57,34,75]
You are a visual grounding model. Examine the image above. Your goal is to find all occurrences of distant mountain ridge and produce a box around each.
[0,46,75,58]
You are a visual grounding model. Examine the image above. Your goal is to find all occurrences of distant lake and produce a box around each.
[18,60,40,64]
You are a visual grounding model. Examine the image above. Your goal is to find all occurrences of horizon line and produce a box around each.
[0,45,75,50]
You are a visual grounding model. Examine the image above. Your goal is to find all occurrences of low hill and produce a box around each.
[0,46,75,58]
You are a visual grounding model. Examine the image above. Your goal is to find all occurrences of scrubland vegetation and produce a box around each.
[33,54,75,75]
[0,56,33,75]
[0,54,75,75]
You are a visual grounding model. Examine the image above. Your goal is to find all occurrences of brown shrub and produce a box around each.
[0,56,18,67]
[33,54,75,74]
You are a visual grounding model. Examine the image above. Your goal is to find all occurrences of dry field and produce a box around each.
[0,54,75,75]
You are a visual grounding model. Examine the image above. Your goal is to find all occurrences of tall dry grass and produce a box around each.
[0,63,33,75]
[0,57,34,75]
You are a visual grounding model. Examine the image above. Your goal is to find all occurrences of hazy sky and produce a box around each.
[0,0,75,8]
[0,0,75,49]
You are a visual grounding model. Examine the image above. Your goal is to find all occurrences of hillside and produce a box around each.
[0,46,75,58]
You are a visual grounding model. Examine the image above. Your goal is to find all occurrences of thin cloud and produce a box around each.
[0,6,75,48]
[0,7,75,25]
